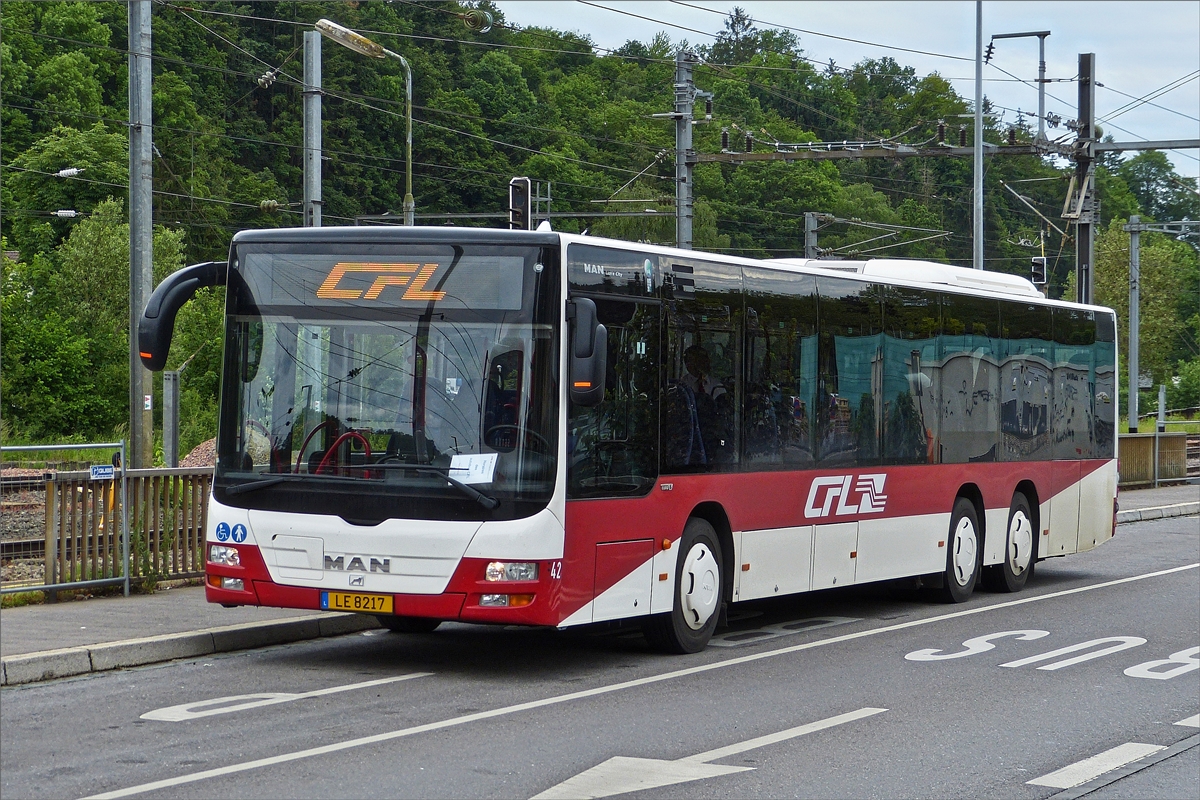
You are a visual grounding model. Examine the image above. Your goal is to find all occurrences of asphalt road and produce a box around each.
[2,515,1197,800]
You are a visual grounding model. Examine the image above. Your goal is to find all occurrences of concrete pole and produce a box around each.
[675,50,695,250]
[163,370,179,467]
[973,1,985,270]
[1075,53,1096,304]
[804,212,819,259]
[1127,215,1140,432]
[303,31,322,227]
[128,0,154,468]
[1037,34,1047,142]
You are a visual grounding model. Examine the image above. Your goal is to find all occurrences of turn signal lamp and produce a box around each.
[208,544,241,566]
[479,593,535,607]
[485,561,538,581]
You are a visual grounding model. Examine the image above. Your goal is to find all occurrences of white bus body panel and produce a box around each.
[1077,460,1118,552]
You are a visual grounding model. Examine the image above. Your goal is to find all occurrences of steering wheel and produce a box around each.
[485,425,552,454]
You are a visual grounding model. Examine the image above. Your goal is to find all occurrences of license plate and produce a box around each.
[321,591,393,614]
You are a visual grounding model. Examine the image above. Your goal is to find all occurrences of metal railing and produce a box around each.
[1,442,129,596]
[2,443,215,597]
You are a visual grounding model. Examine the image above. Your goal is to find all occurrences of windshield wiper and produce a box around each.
[377,463,499,510]
[222,465,500,510]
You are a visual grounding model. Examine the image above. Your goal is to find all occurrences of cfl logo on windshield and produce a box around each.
[316,262,446,301]
[804,474,889,519]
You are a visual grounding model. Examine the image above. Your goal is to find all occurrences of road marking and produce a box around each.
[530,708,887,799]
[708,616,860,647]
[141,673,432,722]
[81,561,1198,800]
[999,636,1146,671]
[905,629,1049,661]
[1124,646,1200,680]
[1027,742,1165,789]
[1176,714,1200,728]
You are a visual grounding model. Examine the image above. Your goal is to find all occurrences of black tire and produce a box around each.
[375,615,442,633]
[644,518,723,654]
[940,497,981,603]
[982,493,1035,593]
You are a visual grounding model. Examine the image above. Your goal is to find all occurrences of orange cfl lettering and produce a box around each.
[317,262,446,300]
[401,262,446,301]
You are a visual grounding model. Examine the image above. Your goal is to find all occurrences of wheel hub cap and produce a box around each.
[1008,511,1033,575]
[680,543,719,630]
[952,518,977,587]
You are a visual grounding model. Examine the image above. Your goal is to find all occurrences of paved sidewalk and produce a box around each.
[2,482,1195,686]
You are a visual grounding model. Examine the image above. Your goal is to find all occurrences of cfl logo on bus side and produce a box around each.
[804,474,889,519]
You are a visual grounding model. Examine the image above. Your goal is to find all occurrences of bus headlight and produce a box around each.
[485,561,538,582]
[209,545,241,566]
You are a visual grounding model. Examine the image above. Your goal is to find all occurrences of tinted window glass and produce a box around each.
[743,268,818,468]
[1000,301,1054,461]
[817,279,882,467]
[567,299,660,497]
[940,293,1001,463]
[663,261,741,473]
[1053,308,1097,459]
[882,288,939,465]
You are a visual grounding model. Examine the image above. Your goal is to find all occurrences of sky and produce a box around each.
[494,1,1200,182]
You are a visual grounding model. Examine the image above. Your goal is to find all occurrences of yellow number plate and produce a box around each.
[321,591,393,614]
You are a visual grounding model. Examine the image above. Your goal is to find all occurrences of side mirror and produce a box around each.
[138,261,226,371]
[568,298,607,406]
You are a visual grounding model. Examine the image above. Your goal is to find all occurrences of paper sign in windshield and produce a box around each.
[450,453,498,485]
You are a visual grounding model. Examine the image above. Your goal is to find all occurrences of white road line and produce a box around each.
[141,673,432,722]
[682,707,887,764]
[81,561,1199,800]
[1027,742,1165,789]
[1176,714,1200,728]
[531,708,887,799]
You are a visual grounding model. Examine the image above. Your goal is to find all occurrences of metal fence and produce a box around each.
[2,442,215,597]
[2,442,129,596]
[1116,433,1189,487]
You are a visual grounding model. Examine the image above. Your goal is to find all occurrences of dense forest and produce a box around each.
[2,1,1197,456]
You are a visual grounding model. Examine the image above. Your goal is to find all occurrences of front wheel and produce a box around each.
[982,494,1035,592]
[940,497,981,603]
[375,615,441,633]
[644,518,723,654]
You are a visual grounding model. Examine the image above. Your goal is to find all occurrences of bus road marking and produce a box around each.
[708,616,861,647]
[1026,742,1165,789]
[530,707,887,799]
[141,673,432,722]
[81,562,1198,800]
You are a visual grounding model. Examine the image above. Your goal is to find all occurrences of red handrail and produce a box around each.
[313,431,372,475]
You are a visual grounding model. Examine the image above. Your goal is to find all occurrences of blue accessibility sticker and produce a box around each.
[232,524,248,543]
[215,522,230,542]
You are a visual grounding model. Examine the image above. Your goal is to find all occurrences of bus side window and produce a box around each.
[483,349,523,452]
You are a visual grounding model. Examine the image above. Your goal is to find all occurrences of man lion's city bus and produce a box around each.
[139,227,1117,652]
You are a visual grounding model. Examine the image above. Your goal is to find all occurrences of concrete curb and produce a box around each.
[1,612,380,686]
[1116,501,1199,525]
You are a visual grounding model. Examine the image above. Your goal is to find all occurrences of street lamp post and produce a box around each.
[316,19,414,225]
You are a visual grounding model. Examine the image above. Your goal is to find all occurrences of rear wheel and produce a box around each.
[982,494,1035,592]
[941,497,981,603]
[644,518,723,654]
[375,615,441,633]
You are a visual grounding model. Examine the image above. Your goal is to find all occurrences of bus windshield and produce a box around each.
[215,242,560,522]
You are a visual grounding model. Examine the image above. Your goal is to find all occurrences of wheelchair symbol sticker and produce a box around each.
[215,522,230,542]
[232,524,247,543]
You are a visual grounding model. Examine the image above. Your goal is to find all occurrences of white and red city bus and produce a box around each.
[140,227,1118,652]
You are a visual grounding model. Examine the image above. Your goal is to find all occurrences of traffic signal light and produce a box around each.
[509,177,531,230]
[1031,256,1048,286]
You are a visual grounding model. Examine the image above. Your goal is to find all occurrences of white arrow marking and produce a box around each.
[530,707,887,799]
[141,672,432,722]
